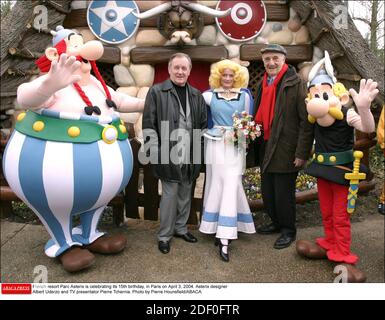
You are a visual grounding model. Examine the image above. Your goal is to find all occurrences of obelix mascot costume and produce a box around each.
[2,26,144,272]
[296,51,378,282]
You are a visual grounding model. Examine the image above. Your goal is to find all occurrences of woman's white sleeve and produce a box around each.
[202,91,213,106]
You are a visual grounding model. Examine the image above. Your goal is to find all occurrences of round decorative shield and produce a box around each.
[87,0,139,44]
[215,0,267,42]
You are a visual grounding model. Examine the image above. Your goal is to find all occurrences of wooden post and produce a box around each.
[143,164,160,221]
[125,138,141,219]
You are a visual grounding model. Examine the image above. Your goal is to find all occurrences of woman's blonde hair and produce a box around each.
[209,59,249,89]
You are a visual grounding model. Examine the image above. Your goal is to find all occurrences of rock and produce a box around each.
[272,23,283,32]
[288,14,302,32]
[185,39,197,46]
[117,36,136,48]
[312,46,324,63]
[295,26,310,44]
[71,0,88,10]
[117,86,139,98]
[77,27,96,43]
[197,25,217,45]
[121,56,130,67]
[129,64,155,87]
[137,87,150,100]
[267,29,293,45]
[119,112,141,125]
[298,62,313,82]
[197,1,218,7]
[230,57,250,68]
[136,1,165,12]
[136,28,167,46]
[290,7,299,19]
[225,44,240,59]
[120,46,131,67]
[255,36,268,44]
[121,46,130,56]
[216,31,228,45]
[260,22,272,38]
[134,113,143,142]
[114,65,135,87]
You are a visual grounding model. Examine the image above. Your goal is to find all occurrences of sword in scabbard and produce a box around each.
[344,151,366,214]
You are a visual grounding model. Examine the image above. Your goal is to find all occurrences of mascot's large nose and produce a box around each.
[306,98,329,118]
[79,41,104,61]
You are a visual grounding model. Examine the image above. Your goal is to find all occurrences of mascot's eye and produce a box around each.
[323,92,329,100]
[315,94,320,98]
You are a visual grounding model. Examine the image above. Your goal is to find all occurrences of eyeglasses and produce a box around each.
[262,56,282,63]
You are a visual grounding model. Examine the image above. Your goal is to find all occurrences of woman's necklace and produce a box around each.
[220,88,238,100]
[223,89,232,98]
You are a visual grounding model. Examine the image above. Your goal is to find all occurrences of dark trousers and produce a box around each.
[261,171,298,236]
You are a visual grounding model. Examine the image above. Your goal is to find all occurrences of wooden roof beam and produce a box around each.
[130,46,228,64]
[240,44,313,63]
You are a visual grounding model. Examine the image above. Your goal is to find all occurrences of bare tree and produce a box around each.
[349,0,384,62]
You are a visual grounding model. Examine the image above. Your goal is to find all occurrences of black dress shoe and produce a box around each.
[174,232,198,243]
[273,234,296,249]
[219,242,229,262]
[257,223,280,235]
[158,241,170,254]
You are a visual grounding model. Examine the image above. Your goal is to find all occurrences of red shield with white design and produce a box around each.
[216,0,267,42]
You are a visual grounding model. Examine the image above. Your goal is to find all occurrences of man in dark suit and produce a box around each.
[142,53,207,254]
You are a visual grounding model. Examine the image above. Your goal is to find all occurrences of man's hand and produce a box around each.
[293,158,305,168]
[43,54,81,93]
[349,79,379,111]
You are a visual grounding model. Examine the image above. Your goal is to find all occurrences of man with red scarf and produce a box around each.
[253,44,313,249]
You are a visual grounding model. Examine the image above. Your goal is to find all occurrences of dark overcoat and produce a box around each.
[142,79,207,182]
[251,65,314,173]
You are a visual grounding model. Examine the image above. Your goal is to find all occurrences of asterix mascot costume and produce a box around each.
[2,26,144,272]
[296,51,378,282]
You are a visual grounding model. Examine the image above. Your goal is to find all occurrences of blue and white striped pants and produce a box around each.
[3,131,133,257]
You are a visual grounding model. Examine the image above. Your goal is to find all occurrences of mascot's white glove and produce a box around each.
[349,78,379,111]
[347,79,378,133]
[42,54,81,94]
[17,54,81,109]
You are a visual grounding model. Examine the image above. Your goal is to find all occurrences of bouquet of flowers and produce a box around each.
[229,111,262,148]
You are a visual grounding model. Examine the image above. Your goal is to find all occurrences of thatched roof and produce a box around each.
[290,0,384,115]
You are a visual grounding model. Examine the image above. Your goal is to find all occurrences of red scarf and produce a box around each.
[255,63,288,140]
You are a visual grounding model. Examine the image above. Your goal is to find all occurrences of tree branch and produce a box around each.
[352,16,370,25]
[374,19,385,29]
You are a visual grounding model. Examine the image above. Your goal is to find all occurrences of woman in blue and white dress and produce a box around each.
[199,60,256,262]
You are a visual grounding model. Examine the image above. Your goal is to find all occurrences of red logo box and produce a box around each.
[1,283,32,294]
